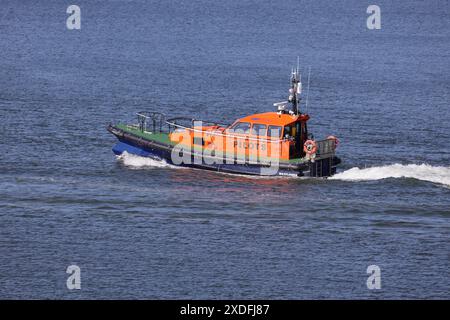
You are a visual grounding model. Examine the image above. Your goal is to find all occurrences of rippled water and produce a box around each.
[0,0,449,299]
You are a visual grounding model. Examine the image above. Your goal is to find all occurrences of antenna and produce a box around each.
[305,66,311,114]
[286,58,303,115]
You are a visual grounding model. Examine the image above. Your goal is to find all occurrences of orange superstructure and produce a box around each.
[169,111,311,161]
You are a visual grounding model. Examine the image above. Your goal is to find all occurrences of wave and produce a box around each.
[116,155,450,187]
[330,163,450,187]
[116,151,177,169]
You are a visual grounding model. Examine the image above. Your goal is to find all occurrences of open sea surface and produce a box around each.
[0,0,449,298]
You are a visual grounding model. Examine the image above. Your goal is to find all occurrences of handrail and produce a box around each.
[136,111,166,133]
[166,116,229,128]
[315,139,336,157]
[136,111,166,118]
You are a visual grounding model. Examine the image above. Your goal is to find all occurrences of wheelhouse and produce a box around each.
[225,112,310,159]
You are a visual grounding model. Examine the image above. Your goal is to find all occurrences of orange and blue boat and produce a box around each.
[107,68,341,177]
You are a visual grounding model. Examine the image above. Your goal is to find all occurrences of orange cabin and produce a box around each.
[169,111,310,161]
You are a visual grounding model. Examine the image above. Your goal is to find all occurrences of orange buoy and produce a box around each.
[303,139,317,155]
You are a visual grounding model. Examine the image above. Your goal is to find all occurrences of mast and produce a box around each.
[273,62,304,116]
[289,67,302,115]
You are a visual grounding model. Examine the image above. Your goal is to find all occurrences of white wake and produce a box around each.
[116,155,450,187]
[116,151,177,169]
[330,163,450,187]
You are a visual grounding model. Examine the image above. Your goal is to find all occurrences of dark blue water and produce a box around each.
[0,0,449,299]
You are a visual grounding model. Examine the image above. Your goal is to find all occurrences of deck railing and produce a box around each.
[315,139,336,158]
[136,112,166,133]
[166,117,229,132]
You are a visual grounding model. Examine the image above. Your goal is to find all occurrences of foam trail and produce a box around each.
[116,151,177,169]
[330,163,450,187]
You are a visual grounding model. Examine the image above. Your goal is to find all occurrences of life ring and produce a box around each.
[303,140,317,155]
[327,135,339,148]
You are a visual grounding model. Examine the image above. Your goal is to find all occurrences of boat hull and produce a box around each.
[108,125,340,177]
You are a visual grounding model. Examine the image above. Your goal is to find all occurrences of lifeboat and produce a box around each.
[107,67,341,177]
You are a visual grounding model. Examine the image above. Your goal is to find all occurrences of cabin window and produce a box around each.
[250,124,267,136]
[267,125,282,139]
[283,125,297,138]
[284,125,292,137]
[229,122,251,134]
